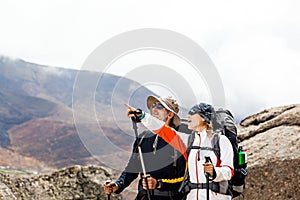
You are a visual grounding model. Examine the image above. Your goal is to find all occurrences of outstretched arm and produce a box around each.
[142,113,188,161]
[124,104,188,161]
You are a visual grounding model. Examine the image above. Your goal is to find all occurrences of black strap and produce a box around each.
[189,146,217,151]
[137,189,179,197]
[188,182,220,192]
[211,133,221,159]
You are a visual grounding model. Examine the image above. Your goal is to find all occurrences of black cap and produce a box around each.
[188,103,214,124]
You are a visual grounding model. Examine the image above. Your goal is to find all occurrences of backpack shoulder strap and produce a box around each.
[211,132,221,159]
[186,131,196,156]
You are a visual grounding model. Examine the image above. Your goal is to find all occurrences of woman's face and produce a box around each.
[187,113,205,131]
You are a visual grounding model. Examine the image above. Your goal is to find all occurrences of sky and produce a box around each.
[0,0,300,120]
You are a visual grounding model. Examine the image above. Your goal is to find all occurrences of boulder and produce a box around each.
[0,165,122,200]
[238,104,300,199]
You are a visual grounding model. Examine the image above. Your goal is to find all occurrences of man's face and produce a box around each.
[150,101,169,122]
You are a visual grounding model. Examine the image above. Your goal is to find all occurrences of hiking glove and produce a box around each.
[128,109,145,122]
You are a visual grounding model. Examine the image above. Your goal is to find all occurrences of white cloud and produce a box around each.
[214,27,300,117]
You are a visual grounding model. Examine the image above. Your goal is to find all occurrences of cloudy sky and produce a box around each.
[0,0,299,119]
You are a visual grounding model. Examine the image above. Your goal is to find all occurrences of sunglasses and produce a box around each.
[188,108,198,115]
[152,103,165,110]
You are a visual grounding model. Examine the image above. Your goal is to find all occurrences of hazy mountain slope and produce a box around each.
[0,88,60,146]
[0,56,154,170]
[0,146,49,173]
[0,56,76,105]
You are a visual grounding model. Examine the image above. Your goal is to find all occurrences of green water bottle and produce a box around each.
[238,146,246,165]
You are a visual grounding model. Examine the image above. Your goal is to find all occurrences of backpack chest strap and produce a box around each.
[189,146,219,152]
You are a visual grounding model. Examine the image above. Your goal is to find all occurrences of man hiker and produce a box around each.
[104,95,187,200]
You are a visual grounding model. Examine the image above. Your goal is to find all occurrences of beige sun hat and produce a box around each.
[146,95,181,127]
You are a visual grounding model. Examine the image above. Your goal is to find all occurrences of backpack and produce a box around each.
[212,108,247,198]
[183,108,247,198]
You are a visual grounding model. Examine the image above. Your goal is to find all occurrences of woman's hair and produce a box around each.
[206,121,213,137]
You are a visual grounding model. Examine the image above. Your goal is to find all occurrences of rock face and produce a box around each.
[0,165,122,200]
[238,104,300,199]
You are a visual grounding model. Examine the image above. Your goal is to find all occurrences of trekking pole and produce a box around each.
[204,156,211,200]
[131,117,151,200]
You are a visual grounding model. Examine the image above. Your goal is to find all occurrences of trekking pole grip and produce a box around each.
[204,156,211,177]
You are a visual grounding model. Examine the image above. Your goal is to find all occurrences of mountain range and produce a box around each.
[0,56,155,171]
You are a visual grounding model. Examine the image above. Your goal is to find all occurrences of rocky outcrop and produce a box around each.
[0,165,122,200]
[243,158,300,199]
[238,104,300,141]
[238,104,300,199]
[0,181,16,200]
